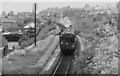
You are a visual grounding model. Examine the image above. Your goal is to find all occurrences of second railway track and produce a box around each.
[52,54,73,76]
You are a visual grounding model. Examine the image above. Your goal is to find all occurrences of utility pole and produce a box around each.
[34,3,37,46]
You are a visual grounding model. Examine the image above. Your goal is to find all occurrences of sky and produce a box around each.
[0,0,119,14]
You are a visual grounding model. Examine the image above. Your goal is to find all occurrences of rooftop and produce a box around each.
[2,18,16,23]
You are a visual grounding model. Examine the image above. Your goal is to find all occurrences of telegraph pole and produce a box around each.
[34,3,37,46]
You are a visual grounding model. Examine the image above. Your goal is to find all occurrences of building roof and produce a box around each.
[24,23,35,28]
[2,18,16,23]
[2,18,20,32]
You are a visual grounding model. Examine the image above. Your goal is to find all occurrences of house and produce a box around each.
[2,18,22,42]
[2,18,20,32]
[24,23,35,29]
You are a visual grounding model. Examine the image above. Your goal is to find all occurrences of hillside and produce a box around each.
[40,4,118,74]
[2,3,118,74]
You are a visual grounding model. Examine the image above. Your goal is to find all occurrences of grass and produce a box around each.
[2,35,56,74]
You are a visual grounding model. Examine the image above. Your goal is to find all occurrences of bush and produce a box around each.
[18,35,34,49]
[72,11,118,74]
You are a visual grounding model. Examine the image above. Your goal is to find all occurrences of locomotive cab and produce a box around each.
[60,33,76,55]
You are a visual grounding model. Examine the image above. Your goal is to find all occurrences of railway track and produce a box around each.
[52,54,73,76]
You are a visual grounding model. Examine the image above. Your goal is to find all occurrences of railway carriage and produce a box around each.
[60,33,76,55]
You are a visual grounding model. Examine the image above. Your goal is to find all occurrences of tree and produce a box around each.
[117,1,120,32]
[117,1,120,13]
[84,4,91,10]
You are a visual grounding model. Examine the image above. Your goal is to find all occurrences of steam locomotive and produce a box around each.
[60,32,76,55]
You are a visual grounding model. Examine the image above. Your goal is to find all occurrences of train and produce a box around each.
[60,33,76,55]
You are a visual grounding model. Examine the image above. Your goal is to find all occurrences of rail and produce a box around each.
[52,55,73,76]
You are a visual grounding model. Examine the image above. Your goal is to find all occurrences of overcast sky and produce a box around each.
[0,0,119,14]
